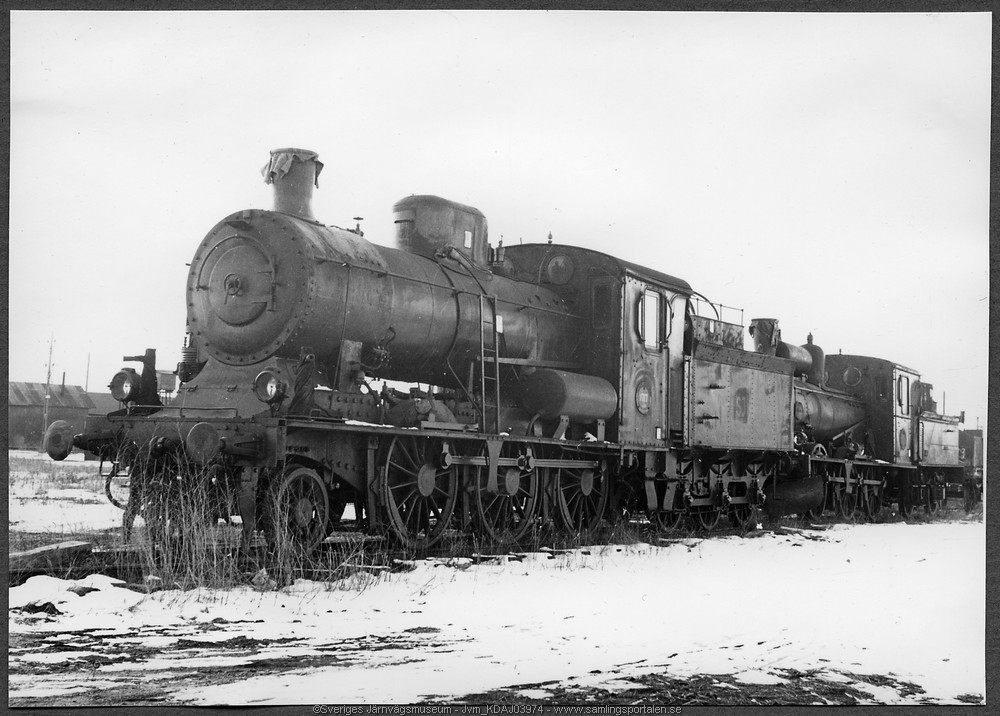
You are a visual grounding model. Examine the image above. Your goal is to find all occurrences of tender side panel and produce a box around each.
[959,429,984,474]
[918,416,961,466]
[685,342,794,450]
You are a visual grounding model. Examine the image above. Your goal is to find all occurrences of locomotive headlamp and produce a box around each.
[110,369,139,402]
[253,370,287,404]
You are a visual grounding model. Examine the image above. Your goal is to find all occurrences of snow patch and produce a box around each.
[733,670,787,685]
[10,574,141,615]
[8,521,985,706]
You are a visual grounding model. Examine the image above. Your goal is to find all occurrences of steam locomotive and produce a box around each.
[43,148,978,550]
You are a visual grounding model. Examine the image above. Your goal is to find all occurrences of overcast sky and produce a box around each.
[9,10,991,426]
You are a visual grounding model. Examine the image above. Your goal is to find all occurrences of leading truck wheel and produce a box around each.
[266,465,331,554]
[126,470,187,565]
[380,436,459,550]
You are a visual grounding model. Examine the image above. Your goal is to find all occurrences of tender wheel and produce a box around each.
[924,484,944,517]
[728,504,757,531]
[472,444,540,545]
[553,455,609,532]
[381,436,458,550]
[648,508,684,532]
[646,480,684,532]
[898,485,917,518]
[689,506,721,531]
[963,481,980,513]
[268,464,331,553]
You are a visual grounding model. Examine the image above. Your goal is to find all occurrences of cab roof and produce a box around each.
[517,243,692,293]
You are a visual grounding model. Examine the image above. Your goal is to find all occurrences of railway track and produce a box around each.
[11,504,971,589]
[7,523,539,587]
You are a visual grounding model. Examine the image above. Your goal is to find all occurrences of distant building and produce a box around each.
[8,382,94,450]
[87,391,121,421]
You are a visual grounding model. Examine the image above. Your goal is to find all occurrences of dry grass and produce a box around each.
[7,452,106,497]
[8,452,123,553]
[8,448,984,592]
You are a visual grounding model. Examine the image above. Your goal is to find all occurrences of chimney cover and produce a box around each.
[261,148,324,186]
[261,148,324,220]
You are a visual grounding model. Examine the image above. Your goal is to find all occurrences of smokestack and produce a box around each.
[261,148,324,221]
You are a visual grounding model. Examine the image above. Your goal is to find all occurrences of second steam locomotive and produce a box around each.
[45,148,980,549]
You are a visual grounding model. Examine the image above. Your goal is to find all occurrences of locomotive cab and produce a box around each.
[498,243,692,448]
[823,355,936,465]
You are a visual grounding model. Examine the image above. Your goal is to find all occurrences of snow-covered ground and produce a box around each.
[8,449,123,537]
[8,520,984,706]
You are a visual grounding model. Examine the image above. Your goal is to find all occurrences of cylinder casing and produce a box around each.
[516,369,618,421]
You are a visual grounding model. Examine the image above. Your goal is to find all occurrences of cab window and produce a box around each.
[638,290,662,350]
[591,281,616,330]
[897,375,910,412]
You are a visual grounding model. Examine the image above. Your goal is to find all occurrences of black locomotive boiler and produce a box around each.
[43,148,975,550]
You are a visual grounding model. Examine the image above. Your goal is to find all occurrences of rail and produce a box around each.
[690,295,744,326]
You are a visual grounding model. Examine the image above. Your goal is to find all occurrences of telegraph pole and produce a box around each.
[41,333,54,452]
[84,352,90,392]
